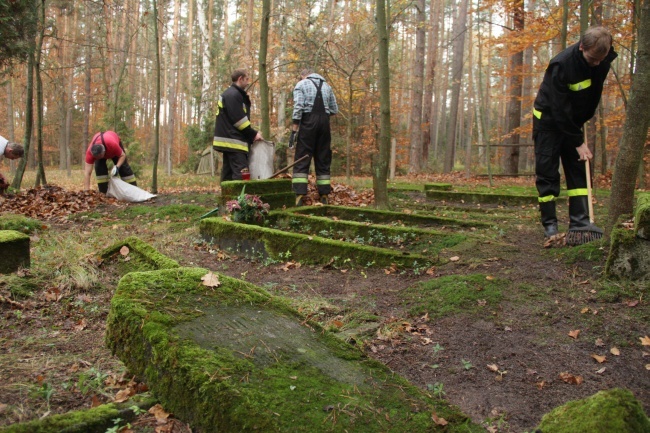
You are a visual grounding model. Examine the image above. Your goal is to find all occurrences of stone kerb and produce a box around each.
[106,267,480,432]
[0,230,30,274]
[426,190,537,206]
[199,217,431,268]
[605,192,650,280]
[424,183,453,191]
[291,205,492,229]
[219,179,295,211]
[101,236,180,276]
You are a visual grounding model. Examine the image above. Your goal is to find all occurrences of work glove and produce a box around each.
[111,165,119,177]
[288,131,297,149]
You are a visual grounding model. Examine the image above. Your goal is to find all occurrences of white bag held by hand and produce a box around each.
[249,140,275,180]
[107,178,157,202]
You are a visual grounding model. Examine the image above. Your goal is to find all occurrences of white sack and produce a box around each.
[249,140,275,180]
[107,178,157,202]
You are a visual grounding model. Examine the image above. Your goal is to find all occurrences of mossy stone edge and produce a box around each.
[101,236,180,271]
[0,230,30,273]
[635,192,650,239]
[106,267,482,432]
[536,388,650,433]
[0,397,157,433]
[200,217,431,267]
[424,183,453,191]
[426,190,536,206]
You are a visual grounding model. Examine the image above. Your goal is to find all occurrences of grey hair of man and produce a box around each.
[90,144,105,157]
[5,142,24,158]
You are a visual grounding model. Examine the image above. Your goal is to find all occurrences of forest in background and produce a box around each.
[0,0,646,182]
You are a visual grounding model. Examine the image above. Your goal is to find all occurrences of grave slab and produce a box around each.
[0,230,30,273]
[106,267,480,432]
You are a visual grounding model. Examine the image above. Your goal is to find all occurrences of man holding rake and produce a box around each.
[532,26,617,246]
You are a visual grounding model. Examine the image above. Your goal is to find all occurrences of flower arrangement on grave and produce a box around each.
[225,186,270,223]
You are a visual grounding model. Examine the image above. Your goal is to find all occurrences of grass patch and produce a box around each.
[402,274,505,318]
[0,214,46,234]
[549,239,607,264]
[114,204,208,221]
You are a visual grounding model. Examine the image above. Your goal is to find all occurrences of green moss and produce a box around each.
[221,179,292,196]
[200,217,431,268]
[100,236,179,274]
[424,183,453,191]
[605,226,649,280]
[0,397,156,433]
[0,214,45,234]
[106,267,482,432]
[547,237,606,264]
[536,388,650,433]
[634,192,650,239]
[291,205,490,229]
[402,274,505,318]
[425,190,537,206]
[114,204,209,221]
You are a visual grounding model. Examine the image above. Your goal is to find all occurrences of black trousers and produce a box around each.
[221,151,248,181]
[534,128,588,201]
[95,144,136,194]
[292,112,332,195]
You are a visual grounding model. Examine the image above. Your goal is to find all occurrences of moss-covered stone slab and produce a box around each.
[0,213,44,234]
[0,396,156,433]
[424,183,453,191]
[605,225,650,280]
[106,267,481,433]
[101,236,180,276]
[0,230,30,273]
[200,217,431,267]
[220,179,295,211]
[536,388,650,433]
[635,192,650,240]
[268,212,466,257]
[290,205,491,229]
[426,190,536,206]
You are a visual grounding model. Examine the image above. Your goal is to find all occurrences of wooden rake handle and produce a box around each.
[584,129,595,224]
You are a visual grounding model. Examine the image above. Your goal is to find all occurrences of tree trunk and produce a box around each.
[197,0,212,126]
[34,0,46,186]
[408,0,425,174]
[259,0,271,139]
[373,0,391,209]
[443,0,468,173]
[505,0,524,175]
[421,0,440,170]
[167,0,181,174]
[152,0,161,193]
[607,0,650,230]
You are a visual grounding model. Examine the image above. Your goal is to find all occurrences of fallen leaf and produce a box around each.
[581,307,589,314]
[74,318,88,332]
[646,364,650,371]
[595,338,605,347]
[568,330,581,339]
[610,347,620,356]
[486,364,499,372]
[477,299,487,306]
[640,336,650,346]
[643,352,650,358]
[431,412,448,426]
[149,404,170,424]
[0,404,7,415]
[44,287,63,302]
[591,354,606,363]
[201,271,221,288]
[331,320,344,328]
[559,372,583,385]
[114,387,135,403]
[449,256,460,262]
[421,337,432,345]
[485,275,494,280]
[536,381,546,389]
[120,246,130,256]
[91,395,101,407]
[626,300,639,307]
[595,367,606,374]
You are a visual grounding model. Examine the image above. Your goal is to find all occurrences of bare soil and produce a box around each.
[1,186,648,433]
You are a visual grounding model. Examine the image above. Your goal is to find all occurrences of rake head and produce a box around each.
[565,225,604,246]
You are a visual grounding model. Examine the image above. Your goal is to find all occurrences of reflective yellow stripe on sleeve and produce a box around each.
[234,117,251,131]
[567,188,588,197]
[568,79,591,91]
[533,108,542,119]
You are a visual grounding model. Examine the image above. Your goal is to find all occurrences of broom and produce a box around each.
[565,133,603,246]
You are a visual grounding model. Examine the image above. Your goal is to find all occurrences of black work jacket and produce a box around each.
[533,42,617,147]
[213,84,258,154]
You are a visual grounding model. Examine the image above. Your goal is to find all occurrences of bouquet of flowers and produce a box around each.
[225,186,270,223]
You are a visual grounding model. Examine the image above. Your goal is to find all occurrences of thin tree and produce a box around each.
[151,0,161,193]
[505,0,524,175]
[607,0,650,229]
[258,0,271,139]
[408,0,425,174]
[374,0,391,209]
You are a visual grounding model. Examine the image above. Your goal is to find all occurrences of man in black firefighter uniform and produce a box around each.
[213,69,263,181]
[289,68,338,205]
[533,26,617,241]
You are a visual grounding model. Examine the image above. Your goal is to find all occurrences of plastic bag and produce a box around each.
[249,140,275,180]
[107,178,157,202]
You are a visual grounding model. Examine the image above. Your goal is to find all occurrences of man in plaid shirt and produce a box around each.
[289,68,338,205]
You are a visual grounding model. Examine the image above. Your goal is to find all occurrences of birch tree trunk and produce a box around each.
[197,0,212,127]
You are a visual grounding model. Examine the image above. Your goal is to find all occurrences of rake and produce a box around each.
[566,139,603,246]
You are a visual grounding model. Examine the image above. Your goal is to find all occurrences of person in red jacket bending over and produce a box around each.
[84,130,137,194]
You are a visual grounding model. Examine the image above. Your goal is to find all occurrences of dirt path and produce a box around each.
[1,189,648,432]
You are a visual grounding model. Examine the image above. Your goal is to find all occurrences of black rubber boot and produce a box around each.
[568,196,591,230]
[320,195,328,205]
[539,201,558,238]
